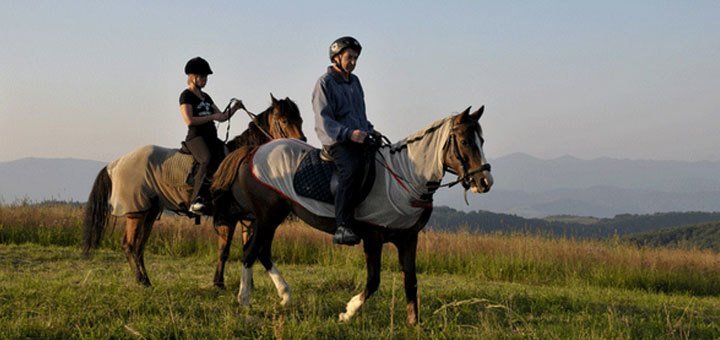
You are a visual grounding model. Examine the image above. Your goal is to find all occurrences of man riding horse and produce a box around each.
[313,36,378,245]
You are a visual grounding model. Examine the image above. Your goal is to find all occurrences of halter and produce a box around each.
[377,115,491,205]
[241,106,274,141]
[439,117,492,203]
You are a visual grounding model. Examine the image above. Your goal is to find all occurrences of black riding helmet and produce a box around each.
[184,57,213,75]
[329,36,362,61]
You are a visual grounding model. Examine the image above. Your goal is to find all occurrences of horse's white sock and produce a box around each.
[238,266,253,305]
[338,293,365,322]
[268,265,291,306]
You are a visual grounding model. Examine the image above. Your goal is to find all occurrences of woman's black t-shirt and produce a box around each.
[179,89,217,141]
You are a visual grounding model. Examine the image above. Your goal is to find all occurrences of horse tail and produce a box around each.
[211,146,254,195]
[83,166,112,255]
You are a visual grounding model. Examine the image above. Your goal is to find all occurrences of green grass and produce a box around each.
[2,203,720,338]
[1,244,719,339]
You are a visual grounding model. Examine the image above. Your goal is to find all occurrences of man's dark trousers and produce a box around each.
[328,142,367,227]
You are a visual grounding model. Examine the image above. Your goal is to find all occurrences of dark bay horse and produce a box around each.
[211,106,492,325]
[83,95,305,287]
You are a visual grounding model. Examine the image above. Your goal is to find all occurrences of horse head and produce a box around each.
[443,106,494,193]
[269,94,306,142]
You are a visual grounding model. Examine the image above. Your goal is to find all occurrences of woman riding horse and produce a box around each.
[180,57,242,215]
[83,94,305,288]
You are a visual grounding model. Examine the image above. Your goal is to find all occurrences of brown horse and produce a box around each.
[83,95,305,287]
[211,106,492,325]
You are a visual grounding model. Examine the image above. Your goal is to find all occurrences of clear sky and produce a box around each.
[1,1,718,162]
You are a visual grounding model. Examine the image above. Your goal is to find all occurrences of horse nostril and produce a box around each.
[301,136,307,142]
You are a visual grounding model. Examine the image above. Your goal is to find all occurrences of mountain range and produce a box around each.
[2,153,720,218]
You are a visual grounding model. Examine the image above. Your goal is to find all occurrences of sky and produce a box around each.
[1,1,719,163]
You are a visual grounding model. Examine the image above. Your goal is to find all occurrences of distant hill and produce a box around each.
[0,158,106,203]
[2,154,720,218]
[625,221,720,252]
[428,206,720,239]
[432,153,720,217]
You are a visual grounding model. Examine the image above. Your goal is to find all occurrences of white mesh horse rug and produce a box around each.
[250,117,458,229]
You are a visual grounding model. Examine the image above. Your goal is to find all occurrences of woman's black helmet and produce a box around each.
[329,36,362,61]
[184,57,213,75]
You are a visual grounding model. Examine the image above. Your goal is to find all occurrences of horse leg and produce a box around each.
[258,229,291,307]
[237,219,260,305]
[238,206,288,306]
[135,204,160,286]
[122,212,150,286]
[241,222,251,246]
[339,233,383,322]
[213,220,237,289]
[394,232,420,325]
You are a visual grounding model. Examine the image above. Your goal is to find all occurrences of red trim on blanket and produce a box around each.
[249,141,428,229]
[248,148,296,203]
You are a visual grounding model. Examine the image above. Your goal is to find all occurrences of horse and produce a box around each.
[210,106,493,325]
[82,94,305,287]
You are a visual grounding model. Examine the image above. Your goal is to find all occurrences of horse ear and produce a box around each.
[270,93,278,105]
[459,106,472,118]
[470,105,485,121]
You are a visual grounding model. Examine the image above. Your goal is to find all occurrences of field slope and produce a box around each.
[1,203,719,338]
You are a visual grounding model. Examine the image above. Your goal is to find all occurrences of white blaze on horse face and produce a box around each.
[268,265,291,306]
[338,293,365,322]
[238,266,253,305]
[473,131,493,192]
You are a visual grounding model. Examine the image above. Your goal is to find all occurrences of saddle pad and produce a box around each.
[251,139,427,229]
[107,145,194,215]
[292,149,335,204]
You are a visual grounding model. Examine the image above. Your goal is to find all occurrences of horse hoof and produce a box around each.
[214,282,226,290]
[338,312,351,322]
[280,295,291,307]
[238,292,251,306]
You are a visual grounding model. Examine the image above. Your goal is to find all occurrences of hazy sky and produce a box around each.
[1,1,718,163]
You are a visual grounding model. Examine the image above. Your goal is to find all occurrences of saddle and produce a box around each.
[292,145,377,206]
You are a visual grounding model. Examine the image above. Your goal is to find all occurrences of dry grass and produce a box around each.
[2,202,720,295]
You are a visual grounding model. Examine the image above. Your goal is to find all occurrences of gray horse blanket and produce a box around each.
[250,117,453,229]
[107,145,194,216]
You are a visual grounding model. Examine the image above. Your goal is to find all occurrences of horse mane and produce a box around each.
[388,116,452,154]
[225,97,301,152]
[211,146,255,194]
[226,108,271,151]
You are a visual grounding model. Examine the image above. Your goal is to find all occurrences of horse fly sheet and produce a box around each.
[107,145,195,216]
[251,118,454,229]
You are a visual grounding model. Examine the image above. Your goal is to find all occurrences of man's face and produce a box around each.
[336,49,359,73]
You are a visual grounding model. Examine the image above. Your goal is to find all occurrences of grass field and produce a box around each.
[1,203,720,338]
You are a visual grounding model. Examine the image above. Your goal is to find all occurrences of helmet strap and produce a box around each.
[332,57,351,78]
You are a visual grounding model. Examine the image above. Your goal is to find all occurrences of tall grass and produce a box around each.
[2,202,719,296]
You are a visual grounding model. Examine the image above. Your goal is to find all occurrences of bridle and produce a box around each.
[440,118,492,193]
[269,106,290,139]
[240,105,276,141]
[377,115,492,206]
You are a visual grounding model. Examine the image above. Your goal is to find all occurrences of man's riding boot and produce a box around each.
[333,224,360,245]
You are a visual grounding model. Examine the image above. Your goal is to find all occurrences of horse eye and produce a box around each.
[461,140,468,146]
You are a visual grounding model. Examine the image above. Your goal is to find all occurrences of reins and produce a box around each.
[219,98,275,143]
[242,108,274,141]
[376,116,492,206]
[221,98,243,143]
